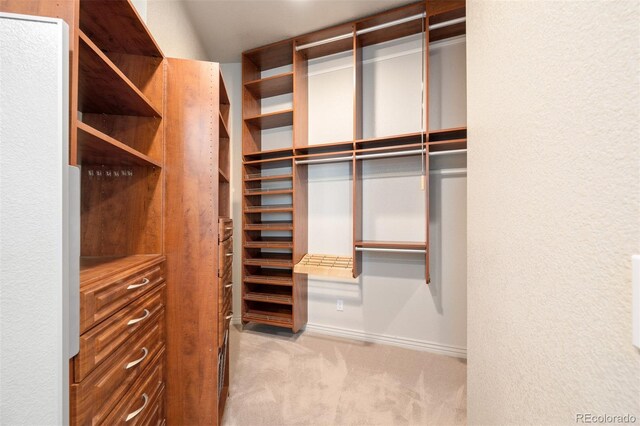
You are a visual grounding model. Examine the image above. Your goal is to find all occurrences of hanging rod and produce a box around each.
[356,247,426,254]
[295,15,466,51]
[294,148,467,164]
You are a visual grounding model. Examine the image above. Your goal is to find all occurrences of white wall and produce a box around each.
[467,0,640,423]
[146,0,209,61]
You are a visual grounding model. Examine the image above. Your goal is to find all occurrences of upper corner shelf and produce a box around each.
[80,0,163,57]
[244,40,293,71]
[78,31,162,117]
[244,72,294,99]
[244,109,293,130]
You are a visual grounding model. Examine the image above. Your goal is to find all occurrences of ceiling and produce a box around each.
[181,0,415,63]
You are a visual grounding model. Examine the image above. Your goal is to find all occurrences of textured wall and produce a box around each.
[146,0,209,61]
[467,0,640,423]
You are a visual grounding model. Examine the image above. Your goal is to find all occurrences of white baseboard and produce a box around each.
[231,316,466,358]
[304,323,467,358]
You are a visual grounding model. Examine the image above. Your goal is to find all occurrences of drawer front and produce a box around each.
[218,237,233,278]
[71,313,165,426]
[101,351,165,426]
[80,261,164,333]
[218,296,232,348]
[75,285,165,382]
[218,218,233,243]
[218,267,232,309]
[138,386,165,426]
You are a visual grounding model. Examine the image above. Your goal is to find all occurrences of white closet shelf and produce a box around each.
[294,254,354,279]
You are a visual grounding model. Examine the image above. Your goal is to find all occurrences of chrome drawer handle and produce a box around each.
[127,309,150,326]
[224,283,233,288]
[225,253,233,257]
[125,347,148,370]
[225,226,233,230]
[125,393,149,422]
[225,313,233,320]
[127,277,150,290]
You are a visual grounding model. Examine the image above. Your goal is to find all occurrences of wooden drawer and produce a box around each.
[101,351,165,426]
[139,386,165,426]
[218,267,232,309]
[218,217,233,242]
[80,259,165,333]
[218,296,232,348]
[218,237,233,278]
[71,314,165,426]
[74,285,165,382]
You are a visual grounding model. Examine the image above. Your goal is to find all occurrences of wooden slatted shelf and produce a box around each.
[77,121,162,168]
[78,31,161,117]
[244,222,293,231]
[244,173,293,182]
[355,241,426,250]
[244,109,293,130]
[80,0,163,57]
[294,254,353,278]
[244,274,293,286]
[244,237,293,249]
[244,72,294,98]
[244,204,293,213]
[243,292,293,305]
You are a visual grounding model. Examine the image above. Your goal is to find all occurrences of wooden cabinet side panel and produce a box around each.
[163,58,220,425]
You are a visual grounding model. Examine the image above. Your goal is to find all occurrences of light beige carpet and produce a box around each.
[222,325,466,426]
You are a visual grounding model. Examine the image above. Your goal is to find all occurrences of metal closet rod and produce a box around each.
[356,247,427,254]
[295,15,466,51]
[294,148,467,165]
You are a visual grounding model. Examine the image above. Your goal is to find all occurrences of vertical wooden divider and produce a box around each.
[352,26,363,278]
[424,7,431,284]
[292,43,309,331]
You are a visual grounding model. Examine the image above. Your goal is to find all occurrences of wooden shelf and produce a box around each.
[80,0,163,57]
[244,255,293,268]
[355,241,426,250]
[244,72,294,98]
[295,140,354,156]
[244,204,293,213]
[219,113,230,139]
[78,31,161,117]
[243,292,293,305]
[244,109,293,130]
[244,222,293,231]
[429,138,467,152]
[355,131,424,149]
[219,168,230,183]
[244,147,294,162]
[244,274,293,287]
[243,309,293,326]
[77,121,162,168]
[244,188,293,196]
[294,254,353,278]
[429,126,467,142]
[80,254,165,286]
[244,40,293,71]
[244,237,293,249]
[244,173,292,182]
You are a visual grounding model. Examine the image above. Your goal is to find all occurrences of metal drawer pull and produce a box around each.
[127,309,150,326]
[225,226,233,230]
[127,277,150,290]
[125,393,149,422]
[225,252,234,257]
[125,347,148,369]
[224,283,233,288]
[225,313,233,320]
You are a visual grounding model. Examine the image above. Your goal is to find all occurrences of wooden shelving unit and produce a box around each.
[242,0,466,331]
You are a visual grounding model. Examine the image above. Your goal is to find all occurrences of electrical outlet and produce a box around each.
[336,299,344,311]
